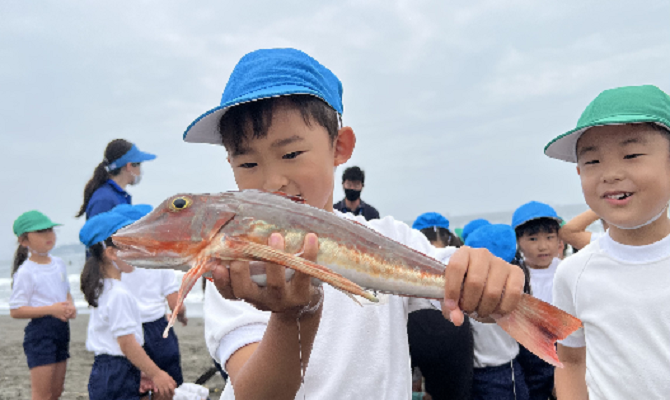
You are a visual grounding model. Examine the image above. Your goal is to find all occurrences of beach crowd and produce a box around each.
[8,47,670,400]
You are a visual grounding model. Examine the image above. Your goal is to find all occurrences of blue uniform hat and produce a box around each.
[105,144,157,171]
[79,204,153,247]
[462,219,491,242]
[183,48,344,145]
[512,201,561,229]
[465,224,517,263]
[412,212,450,231]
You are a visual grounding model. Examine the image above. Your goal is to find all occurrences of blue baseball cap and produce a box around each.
[412,212,450,231]
[512,201,561,229]
[465,224,517,263]
[79,204,153,247]
[183,48,344,145]
[106,144,156,172]
[462,219,490,242]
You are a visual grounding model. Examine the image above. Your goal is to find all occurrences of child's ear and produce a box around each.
[104,246,118,261]
[333,127,356,166]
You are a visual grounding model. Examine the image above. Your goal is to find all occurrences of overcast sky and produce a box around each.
[1,0,669,257]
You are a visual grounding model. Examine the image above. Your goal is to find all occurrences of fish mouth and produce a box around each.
[112,236,195,270]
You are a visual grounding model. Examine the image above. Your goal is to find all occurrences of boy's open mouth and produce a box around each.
[603,191,633,200]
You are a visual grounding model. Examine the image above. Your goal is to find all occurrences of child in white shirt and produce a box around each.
[544,84,670,399]
[512,201,562,400]
[9,210,76,400]
[79,205,176,400]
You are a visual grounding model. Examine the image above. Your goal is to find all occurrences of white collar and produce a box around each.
[599,231,670,264]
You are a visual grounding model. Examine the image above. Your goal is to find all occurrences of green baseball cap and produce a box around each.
[13,210,61,236]
[544,85,670,163]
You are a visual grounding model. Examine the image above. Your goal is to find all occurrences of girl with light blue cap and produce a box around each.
[79,205,176,400]
[77,139,156,220]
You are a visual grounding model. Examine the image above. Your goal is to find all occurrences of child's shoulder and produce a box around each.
[555,239,601,280]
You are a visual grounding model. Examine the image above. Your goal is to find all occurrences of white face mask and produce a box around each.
[609,203,669,230]
[130,168,143,185]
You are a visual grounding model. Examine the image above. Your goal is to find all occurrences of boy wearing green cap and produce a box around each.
[185,48,526,400]
[545,85,670,399]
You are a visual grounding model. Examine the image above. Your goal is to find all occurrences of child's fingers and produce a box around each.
[496,266,525,315]
[458,248,491,313]
[475,257,509,317]
[265,233,288,295]
[444,247,470,309]
[229,260,262,301]
[211,264,237,300]
[289,233,320,306]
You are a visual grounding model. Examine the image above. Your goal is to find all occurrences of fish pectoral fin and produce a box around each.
[224,237,378,303]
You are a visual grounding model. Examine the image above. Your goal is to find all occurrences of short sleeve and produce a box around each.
[161,270,180,297]
[553,260,586,347]
[9,267,33,309]
[57,258,71,292]
[107,290,141,338]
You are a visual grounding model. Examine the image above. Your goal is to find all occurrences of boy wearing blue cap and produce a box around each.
[545,85,670,399]
[186,48,525,400]
[511,201,562,400]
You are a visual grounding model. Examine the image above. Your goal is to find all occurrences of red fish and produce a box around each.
[112,190,581,367]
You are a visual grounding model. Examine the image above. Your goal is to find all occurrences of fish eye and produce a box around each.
[169,196,192,212]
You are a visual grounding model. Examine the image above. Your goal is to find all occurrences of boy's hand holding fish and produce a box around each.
[211,232,324,318]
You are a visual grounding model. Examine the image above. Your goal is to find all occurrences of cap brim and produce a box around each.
[514,216,562,229]
[545,116,670,163]
[130,151,156,163]
[183,85,325,145]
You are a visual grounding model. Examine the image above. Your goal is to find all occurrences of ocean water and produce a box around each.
[0,251,204,317]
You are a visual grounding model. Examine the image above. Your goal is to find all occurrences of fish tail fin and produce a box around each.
[226,238,378,303]
[494,294,582,368]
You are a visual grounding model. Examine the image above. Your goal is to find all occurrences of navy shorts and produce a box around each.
[473,358,529,400]
[23,316,70,369]
[143,316,183,386]
[517,345,555,400]
[88,354,140,400]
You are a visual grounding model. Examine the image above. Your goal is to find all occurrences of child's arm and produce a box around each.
[555,344,588,399]
[559,209,600,250]
[117,334,176,397]
[210,233,323,400]
[10,303,73,321]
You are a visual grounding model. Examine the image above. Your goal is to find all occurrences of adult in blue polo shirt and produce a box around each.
[76,139,156,220]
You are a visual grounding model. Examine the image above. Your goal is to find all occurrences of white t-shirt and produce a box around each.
[204,213,456,400]
[528,257,560,305]
[471,320,519,368]
[553,232,670,399]
[121,268,180,323]
[9,256,70,309]
[86,279,144,356]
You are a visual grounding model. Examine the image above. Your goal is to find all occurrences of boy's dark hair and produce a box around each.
[342,166,365,184]
[218,95,340,155]
[80,237,114,308]
[515,218,560,239]
[77,139,133,218]
[419,227,463,248]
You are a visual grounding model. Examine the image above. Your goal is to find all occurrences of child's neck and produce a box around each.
[609,216,670,246]
[28,254,51,265]
[111,175,128,190]
[104,263,121,280]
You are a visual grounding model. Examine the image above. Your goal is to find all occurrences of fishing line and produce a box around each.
[296,286,324,400]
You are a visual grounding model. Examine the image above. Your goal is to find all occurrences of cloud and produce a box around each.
[1,0,669,256]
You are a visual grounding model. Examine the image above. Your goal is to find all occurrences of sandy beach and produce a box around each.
[0,315,226,400]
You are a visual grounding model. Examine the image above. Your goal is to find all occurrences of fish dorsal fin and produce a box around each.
[271,191,306,204]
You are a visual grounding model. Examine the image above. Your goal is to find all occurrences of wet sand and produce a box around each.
[0,315,226,400]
